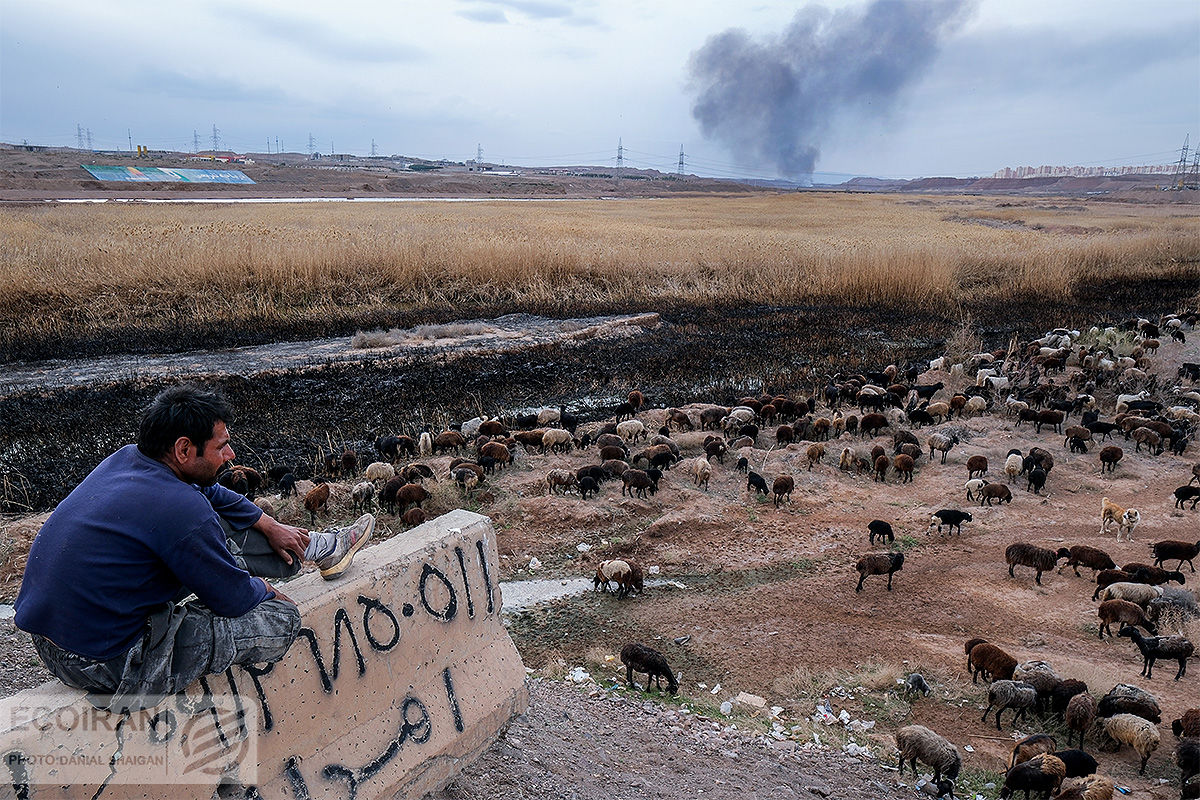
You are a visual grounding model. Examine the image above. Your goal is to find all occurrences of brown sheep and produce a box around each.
[772,475,794,508]
[1099,446,1123,473]
[860,412,889,437]
[1064,692,1097,749]
[980,483,1013,505]
[479,441,512,469]
[894,453,915,483]
[873,454,890,482]
[1097,598,1157,639]
[621,469,655,499]
[776,424,795,445]
[400,507,426,527]
[303,482,330,525]
[546,468,577,495]
[966,639,1017,683]
[806,443,825,470]
[433,430,466,455]
[967,455,989,478]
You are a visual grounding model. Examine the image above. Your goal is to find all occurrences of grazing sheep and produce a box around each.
[966,454,989,478]
[1179,737,1200,786]
[595,560,643,599]
[868,519,895,545]
[1050,774,1112,800]
[873,454,890,482]
[772,475,795,508]
[1100,582,1164,608]
[1065,692,1098,749]
[541,428,573,455]
[839,447,857,472]
[747,471,769,496]
[433,430,466,455]
[1093,569,1136,600]
[1100,498,1140,541]
[1126,564,1186,587]
[1006,452,1025,483]
[1000,753,1067,799]
[860,412,889,437]
[616,419,647,443]
[855,552,904,592]
[303,482,330,524]
[686,456,713,490]
[1097,683,1162,723]
[1175,709,1200,738]
[806,443,825,470]
[1011,734,1058,768]
[1097,713,1160,774]
[1154,540,1200,572]
[1027,466,1047,495]
[1057,545,1116,577]
[479,441,512,469]
[931,509,973,535]
[904,672,931,696]
[966,478,989,501]
[1007,543,1061,585]
[893,453,915,483]
[620,643,677,694]
[365,461,396,485]
[621,469,656,499]
[1118,626,1194,680]
[400,507,426,527]
[1036,410,1066,435]
[894,725,961,798]
[1132,426,1164,455]
[981,483,1014,506]
[1098,599,1157,638]
[1174,487,1200,510]
[983,680,1038,731]
[351,481,375,511]
[966,639,1018,683]
[546,468,578,495]
[1050,679,1089,717]
[1099,446,1124,472]
[1014,660,1065,712]
[927,432,960,464]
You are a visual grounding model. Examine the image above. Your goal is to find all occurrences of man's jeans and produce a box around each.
[31,524,301,711]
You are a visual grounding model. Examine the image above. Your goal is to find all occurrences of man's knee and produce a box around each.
[230,599,301,666]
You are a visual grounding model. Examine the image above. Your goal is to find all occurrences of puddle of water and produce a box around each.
[0,604,14,620]
[499,576,686,613]
[500,578,594,613]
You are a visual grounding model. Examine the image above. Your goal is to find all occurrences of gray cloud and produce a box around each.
[128,68,292,106]
[688,0,977,180]
[463,0,599,25]
[222,6,426,63]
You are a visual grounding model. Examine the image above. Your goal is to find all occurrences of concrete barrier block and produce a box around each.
[0,509,527,799]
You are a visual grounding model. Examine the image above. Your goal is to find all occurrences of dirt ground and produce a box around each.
[2,321,1198,799]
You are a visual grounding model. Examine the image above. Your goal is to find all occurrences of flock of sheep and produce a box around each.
[220,311,1200,798]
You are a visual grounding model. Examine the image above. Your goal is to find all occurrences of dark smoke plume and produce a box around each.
[688,0,976,180]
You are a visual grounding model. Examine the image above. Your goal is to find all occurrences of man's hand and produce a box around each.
[261,578,295,606]
[253,514,310,565]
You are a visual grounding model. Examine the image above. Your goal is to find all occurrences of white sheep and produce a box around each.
[460,416,486,439]
[963,396,989,417]
[929,356,946,371]
[616,419,646,443]
[1004,453,1024,483]
[541,428,573,454]
[419,432,433,456]
[351,481,375,511]
[1116,391,1149,414]
[1100,582,1164,608]
[689,457,713,490]
[965,478,988,501]
[976,367,1000,386]
[1098,713,1159,774]
[365,461,396,484]
[537,407,561,427]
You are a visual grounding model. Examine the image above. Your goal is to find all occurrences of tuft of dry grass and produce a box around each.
[1,194,1197,356]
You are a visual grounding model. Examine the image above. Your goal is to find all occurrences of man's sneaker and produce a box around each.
[316,513,375,580]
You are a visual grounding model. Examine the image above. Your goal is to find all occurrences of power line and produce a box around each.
[616,137,623,170]
[210,124,220,152]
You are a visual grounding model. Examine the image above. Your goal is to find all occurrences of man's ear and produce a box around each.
[172,436,194,462]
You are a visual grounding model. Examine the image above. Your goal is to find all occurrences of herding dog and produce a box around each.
[1100,497,1141,541]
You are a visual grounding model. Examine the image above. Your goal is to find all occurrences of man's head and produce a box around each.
[138,385,235,486]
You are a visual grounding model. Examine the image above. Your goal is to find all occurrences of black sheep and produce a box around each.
[931,509,972,535]
[620,643,677,694]
[747,471,769,496]
[735,457,749,473]
[868,519,895,545]
[1026,466,1047,495]
[1052,749,1097,778]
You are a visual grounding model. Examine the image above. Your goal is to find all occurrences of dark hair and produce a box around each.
[137,384,233,459]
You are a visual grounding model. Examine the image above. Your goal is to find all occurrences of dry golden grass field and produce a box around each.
[1,193,1198,360]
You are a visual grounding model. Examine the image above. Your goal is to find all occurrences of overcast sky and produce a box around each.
[1,0,1197,180]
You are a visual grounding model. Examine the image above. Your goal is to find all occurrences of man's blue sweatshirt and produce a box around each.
[15,444,270,661]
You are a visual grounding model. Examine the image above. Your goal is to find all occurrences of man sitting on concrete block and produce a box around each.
[14,383,374,712]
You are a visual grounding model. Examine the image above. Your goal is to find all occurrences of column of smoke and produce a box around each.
[688,0,976,183]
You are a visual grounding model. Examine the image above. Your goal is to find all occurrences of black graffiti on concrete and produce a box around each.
[454,545,475,619]
[442,667,464,733]
[297,607,366,694]
[476,539,495,614]
[419,562,458,621]
[241,663,276,732]
[284,755,311,800]
[358,594,400,651]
